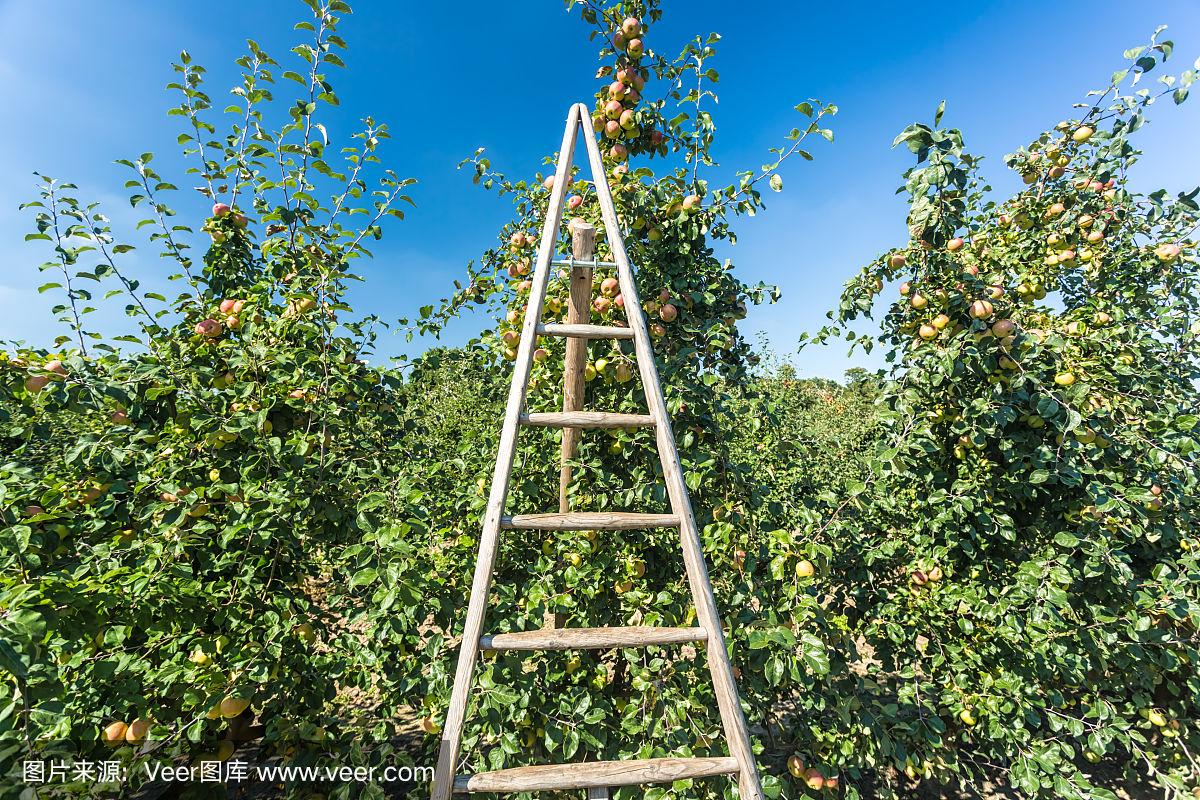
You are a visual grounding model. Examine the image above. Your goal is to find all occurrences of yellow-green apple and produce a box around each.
[600,277,619,297]
[1072,126,1094,143]
[626,38,644,57]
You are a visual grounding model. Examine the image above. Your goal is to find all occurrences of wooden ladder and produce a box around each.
[431,103,764,800]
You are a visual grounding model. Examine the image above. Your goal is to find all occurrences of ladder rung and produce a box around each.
[501,512,679,530]
[520,411,654,428]
[480,626,706,651]
[550,258,618,270]
[538,323,634,339]
[453,756,740,793]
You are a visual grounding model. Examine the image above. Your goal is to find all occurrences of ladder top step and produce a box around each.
[501,512,679,530]
[521,411,654,428]
[453,756,740,793]
[481,626,707,651]
[538,323,634,339]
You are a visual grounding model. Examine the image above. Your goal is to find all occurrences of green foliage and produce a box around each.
[810,29,1200,798]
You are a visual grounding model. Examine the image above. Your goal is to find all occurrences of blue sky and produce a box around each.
[1,1,1197,379]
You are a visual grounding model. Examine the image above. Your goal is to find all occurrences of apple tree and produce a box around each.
[806,31,1200,798]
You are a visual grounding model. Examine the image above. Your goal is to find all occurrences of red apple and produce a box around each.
[803,768,825,790]
[609,144,629,162]
[947,237,964,252]
[568,195,584,210]
[543,175,555,191]
[605,120,622,139]
[593,297,612,313]
[659,303,678,322]
[219,299,237,314]
[626,38,644,58]
[682,194,701,212]
[212,203,231,217]
[195,319,222,338]
[232,213,247,228]
[605,100,624,119]
[600,277,620,297]
[621,17,640,38]
[608,81,627,99]
[619,109,636,130]
[650,323,666,338]
[650,130,664,145]
[614,293,625,308]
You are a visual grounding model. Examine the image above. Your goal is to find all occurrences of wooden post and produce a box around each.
[560,218,596,513]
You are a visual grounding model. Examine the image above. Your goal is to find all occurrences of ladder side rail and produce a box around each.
[431,103,583,800]
[573,101,765,800]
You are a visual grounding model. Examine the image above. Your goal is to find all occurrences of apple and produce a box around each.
[584,363,598,381]
[650,323,666,338]
[614,579,633,594]
[659,288,671,303]
[1094,311,1112,325]
[1077,213,1094,228]
[46,359,68,376]
[650,130,664,146]
[517,280,532,293]
[825,775,840,790]
[605,100,624,119]
[911,570,928,586]
[959,708,976,726]
[682,194,701,212]
[1054,372,1076,387]
[568,195,584,210]
[628,557,646,577]
[927,566,943,582]
[621,16,640,38]
[220,696,250,719]
[932,313,950,330]
[24,505,44,518]
[1155,243,1181,263]
[232,213,247,228]
[1046,202,1065,218]
[626,38,644,58]
[909,293,928,310]
[25,374,51,393]
[610,144,629,162]
[600,277,620,297]
[110,410,130,426]
[501,331,520,347]
[126,718,151,744]
[918,324,938,341]
[787,755,805,778]
[212,203,231,217]
[899,281,912,296]
[609,81,627,100]
[1072,125,1094,143]
[103,721,129,747]
[603,119,622,140]
[1086,229,1104,244]
[195,319,222,338]
[617,67,637,85]
[1048,165,1065,179]
[532,348,549,363]
[659,304,678,322]
[947,237,965,252]
[803,768,825,791]
[969,300,994,320]
[625,88,641,105]
[420,717,441,735]
[889,252,906,269]
[295,622,317,644]
[1147,709,1167,727]
[795,559,815,579]
[594,297,612,314]
[647,227,662,241]
[991,319,1015,337]
[612,31,625,49]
